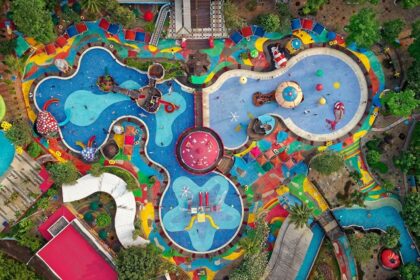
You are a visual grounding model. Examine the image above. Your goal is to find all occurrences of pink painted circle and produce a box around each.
[179,130,221,171]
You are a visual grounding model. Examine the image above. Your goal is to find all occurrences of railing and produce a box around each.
[150,3,171,46]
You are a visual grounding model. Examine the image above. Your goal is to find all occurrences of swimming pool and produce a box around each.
[333,206,420,264]
[204,48,368,148]
[0,131,15,177]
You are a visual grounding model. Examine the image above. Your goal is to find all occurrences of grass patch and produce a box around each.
[125,58,186,80]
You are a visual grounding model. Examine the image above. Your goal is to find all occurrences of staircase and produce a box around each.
[150,3,171,46]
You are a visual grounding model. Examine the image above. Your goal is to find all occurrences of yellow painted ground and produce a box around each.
[113,134,124,148]
[350,51,371,71]
[276,185,289,196]
[161,47,181,53]
[140,202,154,238]
[204,72,215,83]
[247,212,255,224]
[234,142,256,157]
[255,37,268,52]
[242,58,252,66]
[21,80,37,121]
[293,30,314,44]
[303,178,328,211]
[222,249,244,261]
[148,45,157,52]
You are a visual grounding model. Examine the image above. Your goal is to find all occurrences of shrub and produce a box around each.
[381,90,419,117]
[366,150,381,166]
[381,226,400,248]
[90,163,105,177]
[46,161,80,185]
[223,0,244,30]
[349,232,380,263]
[0,39,17,56]
[104,167,138,190]
[27,142,42,158]
[311,152,344,175]
[402,193,420,237]
[0,252,40,279]
[256,14,281,33]
[5,119,32,147]
[96,213,112,227]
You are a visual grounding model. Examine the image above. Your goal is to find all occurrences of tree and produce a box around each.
[4,55,26,75]
[238,214,269,255]
[46,161,80,185]
[381,90,419,117]
[346,8,381,49]
[401,0,420,9]
[0,39,17,55]
[0,253,40,280]
[366,150,381,166]
[276,3,291,34]
[406,60,420,98]
[402,193,420,237]
[289,203,312,228]
[394,149,419,174]
[302,0,327,15]
[110,6,135,27]
[5,119,32,147]
[81,0,102,16]
[349,232,380,263]
[311,152,344,175]
[382,180,395,192]
[27,142,42,158]
[96,213,112,227]
[400,263,420,280]
[256,14,281,33]
[11,0,56,44]
[116,244,175,280]
[223,0,244,30]
[381,226,400,248]
[37,197,50,210]
[382,19,405,45]
[349,191,367,207]
[89,163,104,177]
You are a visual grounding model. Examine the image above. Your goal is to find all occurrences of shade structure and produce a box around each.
[176,127,223,174]
[381,249,401,270]
[291,38,302,50]
[108,24,119,35]
[327,31,336,41]
[45,43,56,55]
[143,10,154,22]
[275,81,303,108]
[55,36,68,48]
[124,29,135,41]
[291,18,302,31]
[241,26,253,38]
[99,18,110,31]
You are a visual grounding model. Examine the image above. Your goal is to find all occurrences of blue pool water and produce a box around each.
[334,206,420,264]
[208,53,364,148]
[0,131,14,177]
[296,223,325,280]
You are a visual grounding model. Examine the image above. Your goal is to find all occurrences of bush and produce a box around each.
[27,142,42,158]
[400,263,420,280]
[5,119,33,147]
[381,226,400,248]
[90,163,105,177]
[245,0,257,11]
[0,252,40,279]
[382,180,395,192]
[0,39,17,56]
[366,150,381,166]
[96,213,112,227]
[311,152,344,175]
[223,0,244,30]
[256,14,281,33]
[382,19,405,46]
[349,232,380,263]
[381,90,419,117]
[402,193,420,237]
[46,161,80,185]
[104,167,138,190]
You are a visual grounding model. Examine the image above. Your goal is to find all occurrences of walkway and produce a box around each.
[62,173,150,248]
[150,3,171,46]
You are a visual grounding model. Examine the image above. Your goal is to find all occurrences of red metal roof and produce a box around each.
[302,19,314,30]
[38,206,76,240]
[76,22,87,33]
[99,18,110,30]
[241,26,253,38]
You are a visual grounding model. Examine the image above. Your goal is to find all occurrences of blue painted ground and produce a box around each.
[208,54,363,148]
[334,206,420,264]
[0,131,14,177]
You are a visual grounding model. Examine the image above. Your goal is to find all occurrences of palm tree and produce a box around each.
[289,203,312,228]
[81,0,102,16]
[4,55,26,76]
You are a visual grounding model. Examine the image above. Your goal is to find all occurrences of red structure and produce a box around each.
[176,127,223,174]
[143,11,154,22]
[380,249,401,270]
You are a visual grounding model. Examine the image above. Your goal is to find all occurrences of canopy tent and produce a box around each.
[45,43,56,55]
[313,23,325,35]
[15,35,30,57]
[55,36,68,48]
[327,31,336,41]
[275,81,303,109]
[124,29,136,41]
[76,22,88,34]
[135,32,145,42]
[99,18,110,31]
[230,31,243,44]
[302,19,313,31]
[241,26,253,38]
[253,25,265,37]
[66,25,78,38]
[291,18,302,31]
[107,24,120,35]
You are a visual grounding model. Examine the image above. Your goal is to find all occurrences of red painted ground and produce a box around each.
[38,223,117,280]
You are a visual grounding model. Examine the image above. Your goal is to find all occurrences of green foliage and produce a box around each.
[96,213,112,227]
[0,39,17,56]
[256,14,281,33]
[61,4,81,23]
[11,0,56,44]
[346,8,381,49]
[46,161,80,186]
[394,149,419,174]
[311,152,344,175]
[382,180,395,192]
[245,0,257,11]
[349,232,380,263]
[0,252,40,280]
[116,244,175,280]
[276,3,292,34]
[381,90,419,117]
[27,142,42,158]
[36,197,49,210]
[4,54,26,75]
[89,163,105,177]
[81,0,102,16]
[366,150,381,166]
[223,0,244,30]
[401,0,420,8]
[302,0,327,15]
[231,215,269,280]
[15,219,42,252]
[144,22,155,33]
[381,226,400,248]
[406,60,420,98]
[382,19,405,45]
[349,170,362,182]
[400,263,420,280]
[84,212,94,222]
[409,21,420,61]
[289,203,312,228]
[109,6,135,27]
[125,58,186,80]
[5,119,32,147]
[104,167,138,190]
[402,193,420,237]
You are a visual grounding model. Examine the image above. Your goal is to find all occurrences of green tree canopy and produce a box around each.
[0,252,40,280]
[400,263,420,280]
[96,213,112,227]
[27,142,42,158]
[346,8,381,49]
[11,0,56,44]
[289,203,312,228]
[5,119,32,147]
[409,20,420,61]
[81,0,102,16]
[394,149,419,174]
[0,39,17,56]
[402,193,420,237]
[349,232,380,263]
[406,60,420,98]
[366,150,381,166]
[256,14,281,33]
[46,161,80,185]
[116,244,175,280]
[381,226,400,248]
[89,163,104,177]
[223,0,244,30]
[109,6,135,27]
[381,180,395,192]
[401,0,420,8]
[302,0,327,15]
[381,90,419,117]
[311,152,344,175]
[382,19,405,45]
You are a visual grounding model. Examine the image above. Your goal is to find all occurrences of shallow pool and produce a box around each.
[0,131,14,177]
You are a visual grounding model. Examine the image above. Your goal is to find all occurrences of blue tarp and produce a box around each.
[66,25,78,38]
[107,24,119,35]
[327,31,336,41]
[254,26,265,37]
[135,32,145,42]
[230,31,243,44]
[291,18,301,31]
[313,23,325,35]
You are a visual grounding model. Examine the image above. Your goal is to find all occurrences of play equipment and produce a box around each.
[326,101,345,130]
[333,82,341,89]
[158,99,179,113]
[58,109,71,127]
[380,249,401,270]
[240,76,247,84]
[36,98,60,137]
[316,83,323,91]
[275,81,303,109]
[316,69,324,77]
[112,125,124,135]
[291,38,302,50]
[54,59,70,73]
[271,46,287,68]
[319,97,326,105]
[143,10,154,22]
[76,136,98,162]
[183,191,222,230]
[250,49,259,58]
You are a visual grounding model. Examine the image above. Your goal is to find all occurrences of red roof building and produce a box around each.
[38,206,75,240]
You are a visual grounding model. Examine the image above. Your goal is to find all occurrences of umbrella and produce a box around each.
[250,49,259,58]
[275,81,303,108]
